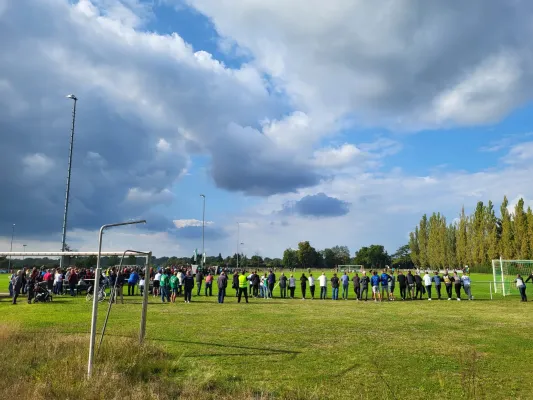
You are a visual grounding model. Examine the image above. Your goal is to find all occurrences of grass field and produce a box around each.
[1,272,532,399]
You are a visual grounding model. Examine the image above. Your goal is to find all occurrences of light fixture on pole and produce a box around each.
[8,224,15,270]
[23,244,27,254]
[200,194,205,268]
[60,94,78,270]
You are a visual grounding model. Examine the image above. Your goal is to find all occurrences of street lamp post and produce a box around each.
[60,94,78,270]
[200,194,205,268]
[8,224,15,270]
[236,223,240,270]
[23,244,27,254]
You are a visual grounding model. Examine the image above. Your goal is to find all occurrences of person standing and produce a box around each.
[388,270,396,301]
[360,272,369,301]
[453,271,462,301]
[252,271,260,298]
[153,269,161,297]
[279,273,287,298]
[432,271,442,300]
[423,271,433,301]
[113,269,125,304]
[352,273,360,300]
[380,270,391,301]
[267,270,276,298]
[397,271,407,300]
[414,272,424,300]
[515,274,527,302]
[370,271,381,302]
[300,273,307,299]
[237,270,249,303]
[12,270,23,305]
[442,270,453,300]
[196,270,204,296]
[288,274,296,298]
[127,269,139,296]
[177,270,184,296]
[66,267,77,297]
[461,272,473,300]
[232,271,239,297]
[319,272,328,299]
[170,271,178,303]
[525,271,533,285]
[160,270,170,303]
[341,272,350,300]
[308,273,316,299]
[205,273,213,296]
[406,270,415,299]
[331,273,340,300]
[183,271,194,303]
[217,271,228,303]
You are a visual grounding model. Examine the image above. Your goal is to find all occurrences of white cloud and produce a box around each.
[125,188,174,206]
[156,138,171,152]
[173,219,214,228]
[22,153,55,177]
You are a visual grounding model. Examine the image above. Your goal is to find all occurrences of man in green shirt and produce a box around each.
[169,272,178,303]
[238,271,249,303]
[160,270,170,303]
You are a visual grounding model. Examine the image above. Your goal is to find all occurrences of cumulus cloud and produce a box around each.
[280,193,351,218]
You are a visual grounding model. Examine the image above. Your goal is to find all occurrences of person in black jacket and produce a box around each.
[232,272,239,297]
[300,273,307,299]
[184,271,195,303]
[251,272,260,298]
[406,270,415,299]
[352,273,360,300]
[414,273,424,300]
[397,271,407,300]
[279,273,287,298]
[195,271,203,296]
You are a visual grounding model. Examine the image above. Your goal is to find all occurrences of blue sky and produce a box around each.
[1,0,533,259]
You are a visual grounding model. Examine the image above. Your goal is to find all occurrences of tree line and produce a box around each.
[408,196,533,269]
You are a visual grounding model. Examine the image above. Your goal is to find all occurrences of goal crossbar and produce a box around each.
[0,251,149,257]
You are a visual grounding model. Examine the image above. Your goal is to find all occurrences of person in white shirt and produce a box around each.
[515,274,527,302]
[423,271,433,301]
[153,271,161,297]
[319,273,328,300]
[178,271,184,296]
[308,274,316,299]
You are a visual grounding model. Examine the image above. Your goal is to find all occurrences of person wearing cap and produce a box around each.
[237,270,249,303]
[217,271,228,303]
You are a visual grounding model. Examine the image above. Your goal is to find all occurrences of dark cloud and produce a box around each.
[171,225,228,241]
[280,193,351,218]
[0,0,320,239]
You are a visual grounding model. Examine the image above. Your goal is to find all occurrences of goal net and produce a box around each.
[492,258,533,296]
[338,265,364,273]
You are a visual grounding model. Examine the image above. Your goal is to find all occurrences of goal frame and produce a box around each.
[338,264,364,272]
[492,256,533,296]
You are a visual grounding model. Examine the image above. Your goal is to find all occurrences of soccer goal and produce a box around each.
[338,265,364,273]
[492,257,533,296]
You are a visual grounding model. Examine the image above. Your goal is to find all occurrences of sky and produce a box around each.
[1,0,533,259]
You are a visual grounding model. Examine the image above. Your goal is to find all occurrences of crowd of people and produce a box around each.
[8,265,532,305]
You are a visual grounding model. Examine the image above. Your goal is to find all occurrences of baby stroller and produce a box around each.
[34,281,53,303]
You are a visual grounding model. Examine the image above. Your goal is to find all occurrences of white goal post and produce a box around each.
[492,257,533,296]
[338,265,364,273]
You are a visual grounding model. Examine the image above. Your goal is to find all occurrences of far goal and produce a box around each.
[492,258,533,296]
[338,265,364,273]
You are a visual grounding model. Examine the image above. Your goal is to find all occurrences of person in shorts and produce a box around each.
[370,271,381,302]
[380,269,390,301]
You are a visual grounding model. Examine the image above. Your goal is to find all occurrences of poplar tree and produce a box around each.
[456,206,469,267]
[514,198,529,259]
[485,201,500,262]
[500,196,514,259]
[418,215,429,269]
[446,223,457,267]
[527,207,533,259]
[409,229,420,266]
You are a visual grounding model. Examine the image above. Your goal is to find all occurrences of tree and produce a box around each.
[418,214,429,268]
[127,255,137,265]
[282,248,298,269]
[485,201,500,262]
[527,207,533,259]
[456,206,469,267]
[353,245,391,269]
[217,253,224,263]
[107,255,120,267]
[85,255,97,269]
[321,248,336,269]
[391,244,413,269]
[445,224,457,268]
[500,196,514,259]
[297,241,319,268]
[331,245,350,266]
[250,254,264,270]
[409,229,420,266]
[514,198,529,259]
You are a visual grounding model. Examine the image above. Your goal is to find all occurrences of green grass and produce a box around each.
[1,272,532,399]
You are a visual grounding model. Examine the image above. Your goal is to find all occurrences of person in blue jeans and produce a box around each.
[127,269,139,296]
[330,273,340,300]
[340,272,350,300]
[217,271,228,303]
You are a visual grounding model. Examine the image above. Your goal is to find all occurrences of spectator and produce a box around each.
[442,270,453,300]
[423,271,433,301]
[406,270,415,299]
[432,271,442,300]
[288,274,296,299]
[205,273,213,296]
[308,273,316,299]
[267,270,276,299]
[453,271,462,301]
[12,270,23,305]
[319,272,328,300]
[128,269,139,296]
[414,272,424,300]
[153,270,161,297]
[370,271,381,302]
[279,273,287,299]
[380,270,391,301]
[170,271,178,303]
[461,272,473,300]
[515,274,527,302]
[360,272,369,301]
[331,273,340,301]
[217,271,228,303]
[352,273,360,300]
[341,272,350,300]
[67,267,78,297]
[196,270,204,296]
[113,269,125,304]
[183,271,194,303]
[238,270,249,303]
[300,273,307,299]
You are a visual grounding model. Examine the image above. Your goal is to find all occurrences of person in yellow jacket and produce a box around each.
[238,271,249,303]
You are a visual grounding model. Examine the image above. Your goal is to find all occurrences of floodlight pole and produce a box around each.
[8,224,15,270]
[200,194,205,268]
[236,222,240,270]
[60,95,77,270]
[87,219,146,378]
